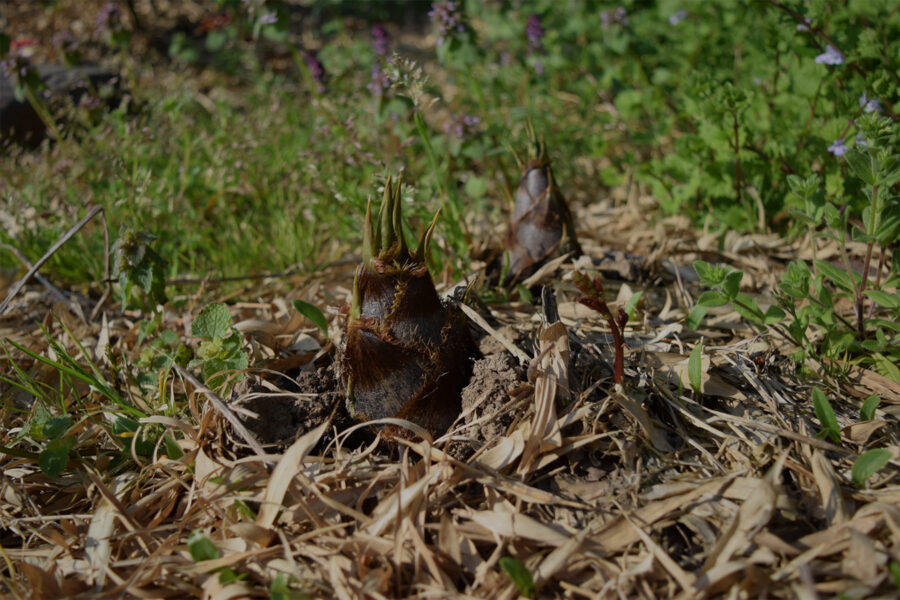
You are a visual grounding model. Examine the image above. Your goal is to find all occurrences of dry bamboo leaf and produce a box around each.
[645,351,744,399]
[518,323,567,476]
[201,577,254,600]
[842,527,881,586]
[621,510,696,592]
[845,420,888,445]
[477,427,526,470]
[598,474,741,552]
[701,478,775,572]
[557,301,598,321]
[810,450,848,525]
[465,507,571,545]
[521,252,572,288]
[809,359,900,403]
[612,389,672,452]
[183,548,281,574]
[534,519,595,587]
[365,465,442,536]
[256,417,330,530]
[85,474,131,587]
[459,302,529,364]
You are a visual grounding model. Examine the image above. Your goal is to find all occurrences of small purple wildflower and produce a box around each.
[855,134,868,148]
[443,113,480,139]
[814,45,843,65]
[304,51,327,87]
[428,1,466,47]
[859,93,882,114]
[367,64,390,96]
[79,94,102,110]
[668,10,688,26]
[601,6,628,28]
[525,15,545,74]
[95,2,123,34]
[526,15,544,51]
[52,31,78,54]
[797,18,811,32]
[827,138,848,156]
[372,24,391,56]
[258,12,278,25]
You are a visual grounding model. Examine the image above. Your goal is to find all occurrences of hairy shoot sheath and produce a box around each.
[504,124,581,282]
[340,175,475,437]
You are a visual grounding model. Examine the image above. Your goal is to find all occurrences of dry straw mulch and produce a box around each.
[2,190,900,599]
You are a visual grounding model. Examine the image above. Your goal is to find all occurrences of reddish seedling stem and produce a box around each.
[575,273,629,385]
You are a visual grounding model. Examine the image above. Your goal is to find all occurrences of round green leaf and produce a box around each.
[192,303,232,340]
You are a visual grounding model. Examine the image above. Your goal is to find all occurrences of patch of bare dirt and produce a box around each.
[233,364,347,447]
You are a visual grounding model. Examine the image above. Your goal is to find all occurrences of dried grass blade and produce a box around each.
[256,417,331,530]
[810,450,848,526]
[173,363,266,457]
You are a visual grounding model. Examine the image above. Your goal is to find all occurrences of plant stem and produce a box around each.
[856,183,879,338]
[24,85,62,141]
[731,107,747,228]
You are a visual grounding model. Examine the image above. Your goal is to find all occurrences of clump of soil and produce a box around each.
[450,352,525,458]
[235,364,348,447]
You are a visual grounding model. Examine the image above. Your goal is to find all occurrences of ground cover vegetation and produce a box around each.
[1,0,899,597]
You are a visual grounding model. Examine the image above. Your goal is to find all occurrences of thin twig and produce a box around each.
[0,243,72,307]
[0,205,102,314]
[90,209,112,322]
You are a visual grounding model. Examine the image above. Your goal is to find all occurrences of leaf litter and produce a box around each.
[2,189,900,599]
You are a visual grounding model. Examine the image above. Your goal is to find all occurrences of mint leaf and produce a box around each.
[192,303,232,339]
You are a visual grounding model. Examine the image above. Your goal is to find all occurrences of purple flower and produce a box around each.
[304,51,327,87]
[797,18,811,32]
[52,30,78,54]
[372,24,391,55]
[367,64,390,96]
[525,14,545,74]
[600,6,628,28]
[526,15,544,50]
[443,113,480,139]
[258,12,278,25]
[428,1,466,47]
[668,10,688,26]
[828,138,848,156]
[855,134,868,148]
[859,93,882,114]
[95,2,123,34]
[814,45,843,65]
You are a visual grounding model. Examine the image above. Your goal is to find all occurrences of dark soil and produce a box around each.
[235,364,348,447]
[449,352,526,459]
